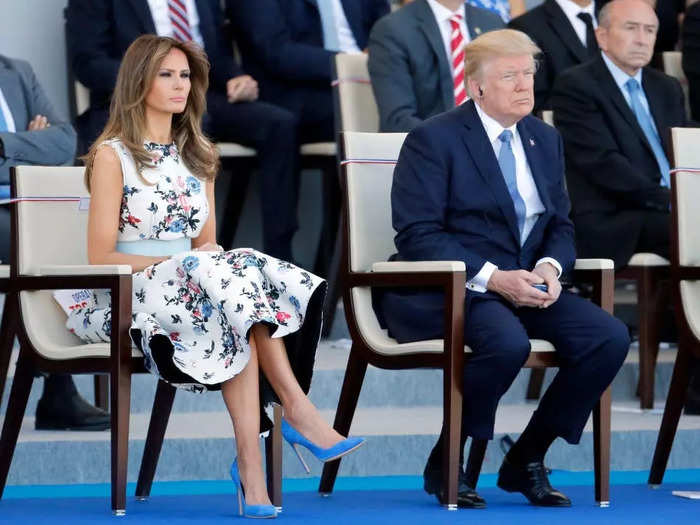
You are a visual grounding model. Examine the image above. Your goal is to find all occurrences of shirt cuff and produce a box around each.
[466,261,497,293]
[534,257,562,278]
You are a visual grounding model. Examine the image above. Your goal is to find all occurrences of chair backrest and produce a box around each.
[75,80,90,116]
[343,132,407,273]
[662,51,691,116]
[669,128,700,342]
[334,54,379,133]
[13,166,91,350]
[541,110,554,127]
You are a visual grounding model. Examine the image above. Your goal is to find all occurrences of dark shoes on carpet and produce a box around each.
[423,460,486,509]
[35,389,110,431]
[497,458,571,507]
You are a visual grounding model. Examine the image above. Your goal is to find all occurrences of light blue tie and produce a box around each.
[498,130,527,245]
[0,107,7,132]
[625,78,671,187]
[316,0,340,52]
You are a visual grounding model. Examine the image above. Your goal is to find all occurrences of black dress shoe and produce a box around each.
[497,458,571,507]
[35,391,110,431]
[423,461,486,508]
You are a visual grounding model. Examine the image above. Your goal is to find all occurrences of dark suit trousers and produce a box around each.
[461,292,629,444]
[205,92,299,260]
[0,208,9,263]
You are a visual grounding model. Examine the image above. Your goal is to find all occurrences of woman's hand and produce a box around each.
[194,242,223,252]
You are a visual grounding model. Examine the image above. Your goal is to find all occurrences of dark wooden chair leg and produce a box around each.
[525,369,545,401]
[464,438,488,489]
[266,404,283,509]
[319,347,368,494]
[0,350,34,499]
[593,386,611,505]
[135,379,177,500]
[637,268,661,409]
[649,343,695,486]
[0,293,18,409]
[94,374,109,411]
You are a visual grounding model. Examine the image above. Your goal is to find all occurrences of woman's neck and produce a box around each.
[144,107,174,144]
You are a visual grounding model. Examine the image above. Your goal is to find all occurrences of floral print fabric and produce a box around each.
[67,139,325,391]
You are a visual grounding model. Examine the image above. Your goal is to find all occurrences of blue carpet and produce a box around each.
[1,481,700,524]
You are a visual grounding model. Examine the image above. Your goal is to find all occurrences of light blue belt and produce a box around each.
[116,238,191,256]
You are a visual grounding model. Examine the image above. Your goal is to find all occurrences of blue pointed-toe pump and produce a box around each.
[280,418,365,473]
[230,458,277,519]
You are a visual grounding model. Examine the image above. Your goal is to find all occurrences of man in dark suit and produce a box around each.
[368,0,504,132]
[551,0,685,269]
[509,0,600,113]
[65,0,300,261]
[377,28,629,508]
[683,1,700,121]
[0,53,110,431]
[226,0,390,143]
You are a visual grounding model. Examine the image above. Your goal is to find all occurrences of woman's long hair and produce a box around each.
[83,34,219,190]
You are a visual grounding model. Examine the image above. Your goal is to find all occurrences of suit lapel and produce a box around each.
[416,0,454,109]
[0,66,27,131]
[127,0,157,34]
[340,0,363,44]
[463,3,486,39]
[593,57,653,152]
[543,0,587,64]
[460,102,521,245]
[518,118,552,213]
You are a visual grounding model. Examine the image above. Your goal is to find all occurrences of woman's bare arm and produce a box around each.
[87,145,168,272]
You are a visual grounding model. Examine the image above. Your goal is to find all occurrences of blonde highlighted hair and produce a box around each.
[463,29,541,87]
[83,34,219,190]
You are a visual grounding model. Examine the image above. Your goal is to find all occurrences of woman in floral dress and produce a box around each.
[69,35,362,516]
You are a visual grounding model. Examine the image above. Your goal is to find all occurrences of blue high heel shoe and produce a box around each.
[280,418,365,473]
[230,458,277,519]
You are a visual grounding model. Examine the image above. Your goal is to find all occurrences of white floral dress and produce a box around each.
[67,139,326,402]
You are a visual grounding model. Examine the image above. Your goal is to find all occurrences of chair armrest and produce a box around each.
[573,259,614,271]
[372,261,466,273]
[38,264,132,276]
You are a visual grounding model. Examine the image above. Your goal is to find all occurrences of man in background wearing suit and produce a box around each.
[551,0,685,271]
[377,28,629,508]
[509,0,600,113]
[66,0,300,261]
[0,53,110,431]
[227,0,390,143]
[368,0,504,132]
[683,0,700,121]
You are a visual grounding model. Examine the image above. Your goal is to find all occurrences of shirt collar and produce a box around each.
[554,0,596,22]
[426,0,466,24]
[474,102,518,145]
[601,51,643,92]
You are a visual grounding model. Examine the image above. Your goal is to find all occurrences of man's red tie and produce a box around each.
[168,0,193,42]
[450,14,467,106]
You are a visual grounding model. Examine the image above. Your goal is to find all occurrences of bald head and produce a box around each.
[596,0,658,76]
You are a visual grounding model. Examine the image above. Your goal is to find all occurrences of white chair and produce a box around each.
[318,132,615,507]
[649,127,700,486]
[540,110,554,127]
[0,166,283,513]
[662,51,691,117]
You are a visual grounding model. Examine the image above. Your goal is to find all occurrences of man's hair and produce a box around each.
[463,29,541,83]
[598,0,658,28]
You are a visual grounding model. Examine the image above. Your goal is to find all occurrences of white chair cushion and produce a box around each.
[0,265,8,279]
[681,281,700,343]
[301,142,336,156]
[217,142,256,157]
[627,253,670,267]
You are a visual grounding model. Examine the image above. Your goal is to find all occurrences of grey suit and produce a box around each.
[368,0,503,132]
[0,55,77,262]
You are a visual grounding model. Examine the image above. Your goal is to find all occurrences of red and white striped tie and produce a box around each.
[450,14,467,106]
[168,0,193,42]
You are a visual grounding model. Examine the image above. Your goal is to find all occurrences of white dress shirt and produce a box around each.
[0,88,17,133]
[554,0,597,48]
[467,103,561,293]
[147,0,205,48]
[426,0,470,74]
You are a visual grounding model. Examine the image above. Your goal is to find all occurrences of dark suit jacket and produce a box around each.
[551,55,686,267]
[0,56,76,184]
[66,0,240,110]
[509,0,600,113]
[683,2,700,121]
[378,100,575,343]
[226,0,389,115]
[368,0,504,132]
